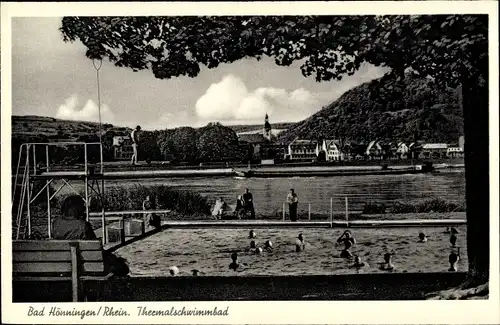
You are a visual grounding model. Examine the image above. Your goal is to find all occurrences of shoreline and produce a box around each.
[21,163,464,180]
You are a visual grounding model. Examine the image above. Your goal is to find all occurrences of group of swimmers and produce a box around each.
[226,226,462,273]
[164,226,461,276]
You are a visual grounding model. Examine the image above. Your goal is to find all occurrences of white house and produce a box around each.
[396,142,409,159]
[365,140,383,159]
[447,146,464,158]
[288,139,319,161]
[421,143,448,159]
[320,139,344,161]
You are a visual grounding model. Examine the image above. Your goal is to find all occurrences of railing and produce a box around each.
[12,142,104,240]
[88,209,171,247]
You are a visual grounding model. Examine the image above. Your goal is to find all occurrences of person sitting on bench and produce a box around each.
[52,195,98,240]
[52,195,130,276]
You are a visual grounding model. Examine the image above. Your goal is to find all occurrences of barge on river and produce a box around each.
[234,163,435,178]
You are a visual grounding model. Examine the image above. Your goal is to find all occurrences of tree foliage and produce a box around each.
[60,15,487,87]
[195,123,242,162]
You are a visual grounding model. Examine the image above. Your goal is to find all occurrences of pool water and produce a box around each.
[116,226,468,276]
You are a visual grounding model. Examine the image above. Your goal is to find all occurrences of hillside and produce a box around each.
[277,74,464,145]
[11,116,292,139]
[11,115,130,140]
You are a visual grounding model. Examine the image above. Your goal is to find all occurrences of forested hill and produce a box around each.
[277,74,464,145]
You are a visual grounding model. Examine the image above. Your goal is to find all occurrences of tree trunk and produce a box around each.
[462,68,489,286]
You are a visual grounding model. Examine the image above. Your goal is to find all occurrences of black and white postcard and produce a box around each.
[1,1,499,324]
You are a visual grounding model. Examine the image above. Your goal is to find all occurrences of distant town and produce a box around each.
[113,114,464,164]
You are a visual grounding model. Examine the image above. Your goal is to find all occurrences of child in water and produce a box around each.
[379,253,395,271]
[340,240,354,258]
[264,240,273,251]
[351,255,369,269]
[295,233,305,252]
[448,247,460,272]
[338,230,356,247]
[418,232,428,243]
[229,252,240,271]
[229,252,248,271]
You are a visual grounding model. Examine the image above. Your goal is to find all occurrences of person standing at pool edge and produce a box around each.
[287,189,299,221]
[130,125,141,165]
[242,188,256,219]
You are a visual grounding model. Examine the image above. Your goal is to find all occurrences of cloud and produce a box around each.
[195,65,387,125]
[195,74,321,124]
[55,94,115,123]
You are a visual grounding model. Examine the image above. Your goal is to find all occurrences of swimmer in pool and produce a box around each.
[264,240,273,251]
[418,232,428,243]
[249,230,256,239]
[450,233,458,247]
[169,266,179,276]
[295,233,305,252]
[255,247,263,254]
[351,255,369,269]
[340,239,353,258]
[337,230,356,248]
[448,247,461,272]
[449,228,459,247]
[229,252,240,271]
[379,253,395,271]
[448,252,460,272]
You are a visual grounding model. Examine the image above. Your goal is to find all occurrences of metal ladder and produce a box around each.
[12,144,32,239]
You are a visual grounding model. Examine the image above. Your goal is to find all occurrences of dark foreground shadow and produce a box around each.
[13,272,467,302]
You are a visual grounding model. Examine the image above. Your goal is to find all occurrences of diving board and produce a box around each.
[30,168,235,180]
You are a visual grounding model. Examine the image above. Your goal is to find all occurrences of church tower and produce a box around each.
[263,113,272,141]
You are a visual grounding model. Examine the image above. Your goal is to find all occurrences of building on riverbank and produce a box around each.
[287,139,320,161]
[237,114,288,161]
[113,136,134,160]
[318,139,345,161]
[420,143,449,159]
[365,140,384,160]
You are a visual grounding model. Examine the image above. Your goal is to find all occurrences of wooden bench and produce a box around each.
[12,240,112,302]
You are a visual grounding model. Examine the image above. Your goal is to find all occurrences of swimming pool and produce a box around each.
[116,226,468,276]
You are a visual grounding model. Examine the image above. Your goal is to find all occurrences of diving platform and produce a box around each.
[30,168,234,180]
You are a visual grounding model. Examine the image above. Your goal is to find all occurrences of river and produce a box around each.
[109,169,466,216]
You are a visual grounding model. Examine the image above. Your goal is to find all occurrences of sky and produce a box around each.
[12,17,388,131]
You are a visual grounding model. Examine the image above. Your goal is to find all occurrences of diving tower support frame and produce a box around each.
[14,142,107,243]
